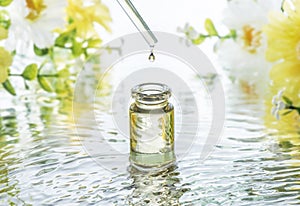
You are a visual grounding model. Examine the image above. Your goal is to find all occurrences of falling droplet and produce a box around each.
[148,46,155,62]
[148,52,155,62]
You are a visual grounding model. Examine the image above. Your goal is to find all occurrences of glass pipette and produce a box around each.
[116,0,158,47]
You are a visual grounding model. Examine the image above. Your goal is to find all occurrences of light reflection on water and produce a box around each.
[0,78,300,205]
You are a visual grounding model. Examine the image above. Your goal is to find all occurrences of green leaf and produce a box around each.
[22,64,38,80]
[87,39,102,48]
[282,96,293,105]
[204,18,218,36]
[24,80,29,90]
[58,68,70,78]
[0,26,7,40]
[282,110,293,116]
[33,45,49,56]
[0,67,8,83]
[55,78,65,93]
[192,34,206,45]
[230,29,237,39]
[281,1,284,12]
[55,31,74,48]
[0,10,11,29]
[279,140,293,149]
[38,76,54,92]
[0,0,13,7]
[72,39,83,57]
[0,47,12,84]
[2,79,16,95]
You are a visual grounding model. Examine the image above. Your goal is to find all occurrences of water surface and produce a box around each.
[0,78,299,205]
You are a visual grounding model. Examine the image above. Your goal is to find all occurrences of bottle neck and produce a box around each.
[131,83,172,110]
[135,99,168,110]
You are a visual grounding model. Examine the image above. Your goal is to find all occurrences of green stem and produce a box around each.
[287,105,300,115]
[9,73,58,78]
[198,33,235,41]
[296,108,300,115]
[39,60,48,71]
[288,105,298,110]
[38,74,58,78]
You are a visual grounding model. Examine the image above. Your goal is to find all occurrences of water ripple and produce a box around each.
[0,81,300,205]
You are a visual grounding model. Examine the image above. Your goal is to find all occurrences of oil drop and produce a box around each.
[148,47,155,62]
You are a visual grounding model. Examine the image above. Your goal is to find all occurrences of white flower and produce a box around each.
[222,0,281,30]
[4,0,67,54]
[216,38,270,94]
[216,0,282,95]
[271,89,286,120]
[177,23,199,40]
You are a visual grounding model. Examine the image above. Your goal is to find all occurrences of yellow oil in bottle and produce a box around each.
[129,83,175,169]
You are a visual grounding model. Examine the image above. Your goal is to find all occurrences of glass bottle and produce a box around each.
[129,83,175,169]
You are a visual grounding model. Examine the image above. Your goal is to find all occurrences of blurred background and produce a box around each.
[1,0,300,205]
[100,0,226,59]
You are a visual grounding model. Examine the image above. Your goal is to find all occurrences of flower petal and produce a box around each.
[271,107,277,115]
[277,101,286,110]
[272,96,277,105]
[275,111,280,120]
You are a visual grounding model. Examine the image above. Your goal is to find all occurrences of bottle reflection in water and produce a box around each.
[126,165,188,205]
[129,83,175,170]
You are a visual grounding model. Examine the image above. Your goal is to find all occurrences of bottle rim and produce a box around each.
[131,83,171,105]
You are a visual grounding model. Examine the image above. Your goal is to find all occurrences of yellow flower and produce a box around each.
[264,0,300,130]
[25,0,46,21]
[65,0,111,38]
[265,0,300,63]
[0,47,12,83]
[242,25,262,54]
